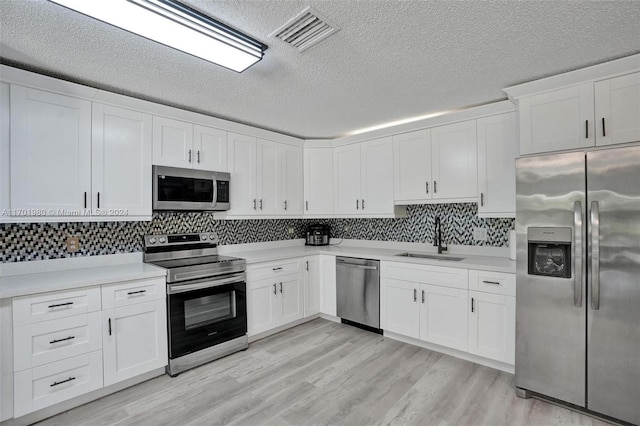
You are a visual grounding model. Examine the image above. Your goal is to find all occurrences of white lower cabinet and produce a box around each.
[319,255,337,316]
[247,260,304,336]
[14,351,103,418]
[381,262,515,366]
[303,256,320,317]
[102,299,167,386]
[11,278,167,419]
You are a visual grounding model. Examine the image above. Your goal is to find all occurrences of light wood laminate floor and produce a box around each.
[37,319,610,426]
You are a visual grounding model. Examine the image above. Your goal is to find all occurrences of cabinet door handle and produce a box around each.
[51,377,76,387]
[356,199,359,210]
[108,318,112,336]
[414,289,417,302]
[480,193,484,207]
[253,199,257,210]
[188,149,192,163]
[284,200,287,211]
[50,336,75,344]
[260,199,263,210]
[97,192,100,209]
[197,150,201,163]
[602,117,606,137]
[362,199,365,210]
[84,192,87,209]
[471,297,475,313]
[482,280,501,285]
[585,120,589,139]
[48,302,73,309]
[127,289,147,295]
[273,284,277,295]
[305,261,309,271]
[421,290,425,304]
[433,181,437,193]
[425,182,429,194]
[279,282,283,293]
[305,201,309,211]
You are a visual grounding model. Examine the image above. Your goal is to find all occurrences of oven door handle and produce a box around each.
[168,273,246,294]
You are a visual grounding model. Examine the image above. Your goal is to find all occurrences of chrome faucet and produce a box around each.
[434,217,448,254]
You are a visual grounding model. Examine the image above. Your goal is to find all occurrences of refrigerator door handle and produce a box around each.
[573,201,583,307]
[590,201,601,310]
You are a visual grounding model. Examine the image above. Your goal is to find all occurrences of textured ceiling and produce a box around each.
[1,0,639,139]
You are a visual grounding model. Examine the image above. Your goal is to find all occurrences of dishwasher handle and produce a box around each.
[336,262,378,270]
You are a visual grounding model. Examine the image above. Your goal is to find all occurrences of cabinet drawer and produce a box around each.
[102,277,165,309]
[13,287,101,326]
[14,312,102,372]
[381,261,468,290]
[14,351,103,417]
[247,260,301,281]
[469,270,515,296]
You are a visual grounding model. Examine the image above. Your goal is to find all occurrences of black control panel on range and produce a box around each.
[144,233,219,248]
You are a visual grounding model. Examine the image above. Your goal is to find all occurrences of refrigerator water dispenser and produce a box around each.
[527,227,572,278]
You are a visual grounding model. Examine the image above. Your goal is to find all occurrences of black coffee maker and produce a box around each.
[305,224,330,246]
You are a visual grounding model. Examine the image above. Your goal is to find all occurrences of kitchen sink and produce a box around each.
[395,252,466,261]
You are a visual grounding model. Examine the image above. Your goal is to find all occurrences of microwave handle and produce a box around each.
[212,177,218,206]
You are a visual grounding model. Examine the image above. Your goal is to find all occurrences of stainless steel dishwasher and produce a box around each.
[336,257,381,333]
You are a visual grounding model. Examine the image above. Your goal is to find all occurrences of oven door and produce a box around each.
[167,274,246,359]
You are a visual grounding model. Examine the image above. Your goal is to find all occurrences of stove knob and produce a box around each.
[159,236,166,243]
[209,234,216,240]
[201,235,207,240]
[148,237,156,244]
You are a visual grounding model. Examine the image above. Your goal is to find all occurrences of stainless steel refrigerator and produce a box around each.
[515,145,640,425]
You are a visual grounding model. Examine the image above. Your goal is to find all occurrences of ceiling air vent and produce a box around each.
[270,7,339,52]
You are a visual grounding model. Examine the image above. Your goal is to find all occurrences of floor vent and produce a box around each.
[270,7,339,52]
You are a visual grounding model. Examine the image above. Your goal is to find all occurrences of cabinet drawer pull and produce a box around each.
[48,302,73,309]
[272,267,283,271]
[482,280,501,285]
[413,289,417,302]
[602,117,606,137]
[51,377,76,387]
[50,336,75,344]
[127,290,147,296]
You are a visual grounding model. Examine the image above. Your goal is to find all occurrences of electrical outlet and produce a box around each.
[343,225,351,232]
[473,227,488,241]
[66,236,80,253]
[287,227,295,235]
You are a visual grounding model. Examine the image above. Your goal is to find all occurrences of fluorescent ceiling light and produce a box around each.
[50,0,267,72]
[346,110,457,136]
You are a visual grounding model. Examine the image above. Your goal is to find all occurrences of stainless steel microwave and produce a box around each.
[152,165,230,211]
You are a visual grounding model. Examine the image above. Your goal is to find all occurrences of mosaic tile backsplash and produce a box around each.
[0,203,514,263]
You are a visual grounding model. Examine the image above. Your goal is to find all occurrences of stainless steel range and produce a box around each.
[143,233,247,376]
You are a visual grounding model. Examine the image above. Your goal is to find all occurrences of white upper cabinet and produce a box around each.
[333,143,361,214]
[193,125,227,171]
[518,83,595,154]
[334,137,394,215]
[476,112,517,217]
[153,116,227,171]
[10,85,91,212]
[431,120,478,200]
[92,104,152,217]
[303,147,334,215]
[360,137,394,213]
[152,116,193,168]
[281,144,303,215]
[393,129,432,203]
[227,132,257,215]
[228,133,302,216]
[594,72,640,147]
[256,139,280,214]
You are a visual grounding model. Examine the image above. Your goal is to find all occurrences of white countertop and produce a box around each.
[0,240,515,299]
[0,254,166,299]
[221,239,516,273]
